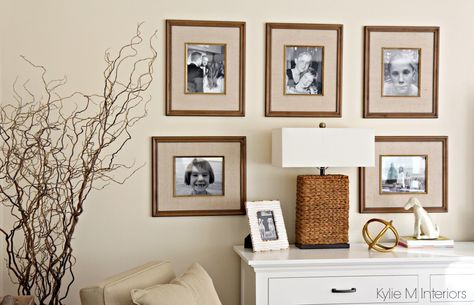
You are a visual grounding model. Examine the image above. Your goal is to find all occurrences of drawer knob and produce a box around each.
[331,288,357,293]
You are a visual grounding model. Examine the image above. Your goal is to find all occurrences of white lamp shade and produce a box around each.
[272,128,375,168]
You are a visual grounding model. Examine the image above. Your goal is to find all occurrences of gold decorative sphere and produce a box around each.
[362,218,399,252]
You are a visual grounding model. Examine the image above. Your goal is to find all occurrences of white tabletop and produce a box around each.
[233,243,474,267]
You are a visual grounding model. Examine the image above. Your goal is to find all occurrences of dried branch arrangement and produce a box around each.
[0,24,157,305]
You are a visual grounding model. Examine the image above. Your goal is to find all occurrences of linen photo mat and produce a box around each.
[152,136,246,216]
[265,23,343,117]
[359,136,447,213]
[166,20,245,116]
[363,26,439,118]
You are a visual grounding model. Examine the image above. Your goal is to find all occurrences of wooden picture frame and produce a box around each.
[265,23,343,117]
[152,136,246,216]
[360,136,448,213]
[363,26,440,118]
[166,20,245,116]
[246,200,289,252]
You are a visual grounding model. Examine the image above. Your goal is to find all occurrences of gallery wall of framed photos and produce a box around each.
[158,20,446,219]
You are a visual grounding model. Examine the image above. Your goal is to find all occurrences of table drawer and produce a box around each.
[268,275,418,305]
[430,274,474,303]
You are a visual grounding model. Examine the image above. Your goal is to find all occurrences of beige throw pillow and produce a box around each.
[131,263,222,305]
[131,284,197,305]
[171,263,222,305]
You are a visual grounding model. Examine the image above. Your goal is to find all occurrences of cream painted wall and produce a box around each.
[2,0,474,304]
[0,10,2,301]
[0,0,9,295]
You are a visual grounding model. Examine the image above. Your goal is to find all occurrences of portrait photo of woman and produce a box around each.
[382,48,420,97]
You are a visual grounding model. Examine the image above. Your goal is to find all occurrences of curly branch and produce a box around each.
[0,24,157,305]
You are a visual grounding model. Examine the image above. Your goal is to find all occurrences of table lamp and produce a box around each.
[272,124,374,249]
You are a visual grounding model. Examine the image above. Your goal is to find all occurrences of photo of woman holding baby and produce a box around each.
[285,46,323,95]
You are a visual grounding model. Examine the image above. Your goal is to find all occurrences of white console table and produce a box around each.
[234,243,474,305]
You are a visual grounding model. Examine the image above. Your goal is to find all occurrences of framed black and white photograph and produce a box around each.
[174,157,224,197]
[285,46,323,95]
[266,23,342,117]
[247,200,288,252]
[364,26,439,118]
[257,210,278,241]
[166,20,245,116]
[382,48,420,97]
[360,136,447,213]
[380,155,427,194]
[152,136,246,217]
[185,43,226,94]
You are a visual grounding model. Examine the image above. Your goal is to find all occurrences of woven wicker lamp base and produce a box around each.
[296,174,349,249]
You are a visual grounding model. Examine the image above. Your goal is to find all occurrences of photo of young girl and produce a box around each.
[174,157,224,196]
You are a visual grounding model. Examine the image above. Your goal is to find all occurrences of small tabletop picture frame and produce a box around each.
[152,136,246,216]
[246,200,289,252]
[363,26,440,118]
[359,136,448,213]
[265,23,343,117]
[166,20,246,116]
